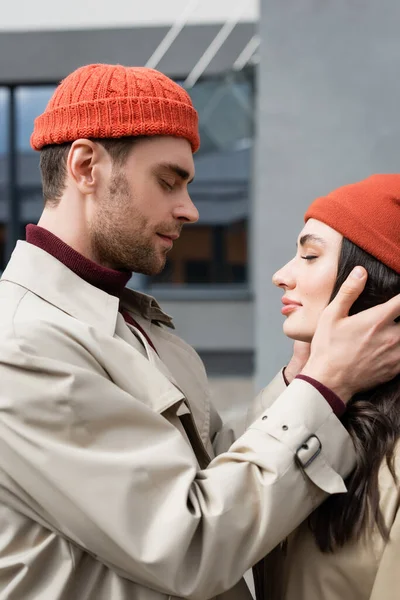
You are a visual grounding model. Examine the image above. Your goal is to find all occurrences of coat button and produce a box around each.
[282,425,288,431]
[262,415,268,420]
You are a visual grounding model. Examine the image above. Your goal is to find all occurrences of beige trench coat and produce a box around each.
[260,402,400,600]
[0,241,355,600]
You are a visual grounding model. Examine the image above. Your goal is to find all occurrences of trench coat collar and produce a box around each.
[1,241,174,335]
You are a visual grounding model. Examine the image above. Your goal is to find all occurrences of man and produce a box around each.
[0,63,399,599]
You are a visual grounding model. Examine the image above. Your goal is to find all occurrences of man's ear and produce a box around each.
[67,139,109,195]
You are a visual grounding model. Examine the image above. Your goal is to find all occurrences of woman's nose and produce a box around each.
[272,262,295,289]
[272,269,286,288]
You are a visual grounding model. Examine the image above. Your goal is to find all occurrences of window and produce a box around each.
[149,68,254,290]
[1,69,254,292]
[152,221,247,285]
[0,85,56,270]
[16,86,56,226]
[0,88,9,271]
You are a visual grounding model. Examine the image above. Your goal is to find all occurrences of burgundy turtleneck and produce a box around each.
[26,224,158,353]
[26,224,131,297]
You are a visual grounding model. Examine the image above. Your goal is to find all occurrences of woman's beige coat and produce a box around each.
[0,241,355,600]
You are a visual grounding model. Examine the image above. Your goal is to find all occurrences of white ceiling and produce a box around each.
[0,0,259,32]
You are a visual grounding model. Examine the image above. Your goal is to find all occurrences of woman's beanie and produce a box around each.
[305,174,400,273]
[30,63,200,152]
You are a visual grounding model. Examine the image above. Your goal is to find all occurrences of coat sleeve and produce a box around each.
[211,371,287,454]
[246,370,287,427]
[0,320,355,600]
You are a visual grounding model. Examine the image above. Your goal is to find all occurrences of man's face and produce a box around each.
[90,136,198,274]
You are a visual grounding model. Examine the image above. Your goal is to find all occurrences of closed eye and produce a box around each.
[159,179,174,191]
[301,255,318,261]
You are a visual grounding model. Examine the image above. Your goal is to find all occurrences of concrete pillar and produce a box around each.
[254,0,400,388]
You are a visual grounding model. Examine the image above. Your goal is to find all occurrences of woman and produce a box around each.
[269,174,400,600]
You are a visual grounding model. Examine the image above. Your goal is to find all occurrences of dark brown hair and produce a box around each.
[39,137,140,206]
[309,237,400,552]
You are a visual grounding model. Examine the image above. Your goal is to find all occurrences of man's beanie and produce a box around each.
[30,63,200,152]
[305,174,400,273]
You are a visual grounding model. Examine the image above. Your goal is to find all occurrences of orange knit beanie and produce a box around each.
[305,174,400,274]
[30,63,200,152]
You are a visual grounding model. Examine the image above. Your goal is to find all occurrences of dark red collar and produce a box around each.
[26,224,132,298]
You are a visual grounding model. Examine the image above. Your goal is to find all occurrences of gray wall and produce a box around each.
[161,299,253,351]
[254,0,400,388]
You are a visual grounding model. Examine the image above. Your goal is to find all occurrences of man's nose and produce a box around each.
[173,194,199,224]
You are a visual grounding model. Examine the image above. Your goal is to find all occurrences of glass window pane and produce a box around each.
[0,88,9,272]
[2,75,253,289]
[0,88,8,156]
[16,86,56,226]
[149,69,253,288]
[16,86,55,152]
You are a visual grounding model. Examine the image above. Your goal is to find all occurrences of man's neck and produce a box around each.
[26,224,132,298]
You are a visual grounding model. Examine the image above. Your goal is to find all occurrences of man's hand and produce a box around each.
[301,266,400,402]
[284,341,311,384]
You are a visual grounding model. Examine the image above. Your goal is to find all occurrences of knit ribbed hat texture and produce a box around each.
[30,64,200,152]
[305,174,400,273]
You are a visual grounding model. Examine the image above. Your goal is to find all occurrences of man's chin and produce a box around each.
[132,257,167,277]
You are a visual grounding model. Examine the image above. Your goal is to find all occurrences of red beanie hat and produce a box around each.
[305,174,400,273]
[30,64,200,152]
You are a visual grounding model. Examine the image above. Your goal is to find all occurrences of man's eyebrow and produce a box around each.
[298,234,326,247]
[157,162,195,184]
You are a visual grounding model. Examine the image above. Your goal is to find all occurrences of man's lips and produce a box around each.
[281,297,302,315]
[156,233,180,247]
[158,233,180,241]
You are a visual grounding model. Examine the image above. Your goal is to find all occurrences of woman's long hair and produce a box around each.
[308,237,400,552]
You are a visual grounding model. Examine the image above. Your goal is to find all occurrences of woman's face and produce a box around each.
[272,218,343,342]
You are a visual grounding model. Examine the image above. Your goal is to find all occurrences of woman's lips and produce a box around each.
[281,298,302,316]
[281,304,301,315]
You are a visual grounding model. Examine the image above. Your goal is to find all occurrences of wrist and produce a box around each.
[300,364,352,404]
[296,374,346,417]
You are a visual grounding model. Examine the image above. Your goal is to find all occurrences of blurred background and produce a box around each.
[1,0,400,422]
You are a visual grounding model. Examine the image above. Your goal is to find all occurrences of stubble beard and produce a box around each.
[90,170,167,275]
